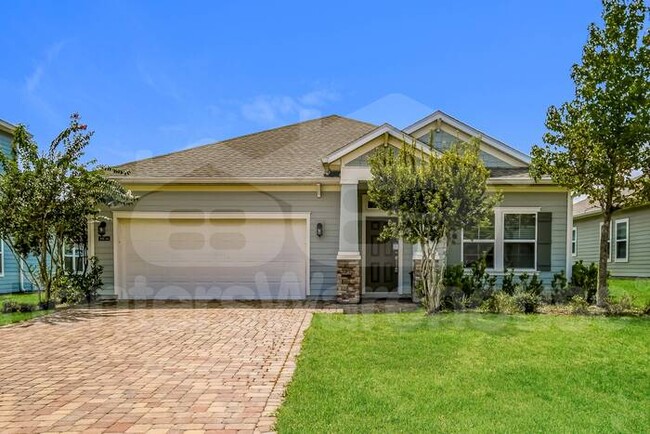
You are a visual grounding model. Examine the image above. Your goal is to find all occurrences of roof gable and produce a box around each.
[404,110,530,167]
[322,123,437,165]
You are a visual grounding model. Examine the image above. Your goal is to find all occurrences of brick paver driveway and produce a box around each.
[0,305,316,433]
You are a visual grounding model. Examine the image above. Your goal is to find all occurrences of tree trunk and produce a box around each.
[419,240,444,314]
[596,212,611,307]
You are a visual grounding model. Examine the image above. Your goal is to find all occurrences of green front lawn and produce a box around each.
[277,313,649,433]
[0,291,49,326]
[609,278,650,307]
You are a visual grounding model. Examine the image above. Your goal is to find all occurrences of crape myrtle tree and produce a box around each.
[530,0,650,306]
[0,114,135,304]
[367,135,500,313]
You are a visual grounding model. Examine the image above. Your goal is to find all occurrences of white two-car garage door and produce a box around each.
[115,214,308,300]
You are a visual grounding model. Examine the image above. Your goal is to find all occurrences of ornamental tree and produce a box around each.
[0,114,135,303]
[368,135,499,313]
[530,0,650,306]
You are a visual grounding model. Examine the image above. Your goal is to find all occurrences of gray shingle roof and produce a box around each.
[573,197,601,217]
[116,115,376,180]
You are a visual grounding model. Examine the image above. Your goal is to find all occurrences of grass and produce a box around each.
[609,278,650,307]
[0,291,42,305]
[0,291,51,326]
[276,312,650,433]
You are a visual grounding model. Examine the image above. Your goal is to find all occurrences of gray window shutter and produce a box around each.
[537,212,552,271]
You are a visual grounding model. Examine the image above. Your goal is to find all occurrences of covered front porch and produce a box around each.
[335,181,420,303]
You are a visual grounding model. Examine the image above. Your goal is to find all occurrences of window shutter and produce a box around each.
[537,212,552,271]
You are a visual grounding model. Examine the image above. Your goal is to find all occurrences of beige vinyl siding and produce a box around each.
[573,206,650,277]
[447,191,569,287]
[95,190,340,299]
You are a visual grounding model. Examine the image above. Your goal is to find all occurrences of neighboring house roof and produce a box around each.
[116,115,376,182]
[0,118,16,135]
[573,197,602,219]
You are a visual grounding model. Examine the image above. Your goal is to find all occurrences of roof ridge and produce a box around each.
[115,114,373,168]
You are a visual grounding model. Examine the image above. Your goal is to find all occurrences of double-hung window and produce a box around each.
[571,226,577,256]
[64,244,87,274]
[462,214,495,268]
[614,218,629,262]
[503,213,536,270]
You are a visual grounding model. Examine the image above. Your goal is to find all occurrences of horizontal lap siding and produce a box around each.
[574,206,650,278]
[447,192,569,287]
[96,190,340,299]
[0,133,22,293]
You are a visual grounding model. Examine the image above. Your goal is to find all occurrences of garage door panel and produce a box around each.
[118,217,308,300]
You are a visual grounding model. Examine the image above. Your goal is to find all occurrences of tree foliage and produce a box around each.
[368,135,499,313]
[0,114,135,302]
[530,0,650,306]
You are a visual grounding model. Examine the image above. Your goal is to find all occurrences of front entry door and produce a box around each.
[365,218,398,293]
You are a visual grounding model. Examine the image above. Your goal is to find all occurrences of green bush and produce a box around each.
[442,255,495,310]
[2,300,36,313]
[2,300,19,313]
[571,261,598,304]
[501,269,517,295]
[605,295,634,315]
[512,290,541,314]
[569,295,590,315]
[551,270,581,304]
[54,257,104,304]
[518,273,544,296]
[481,292,517,314]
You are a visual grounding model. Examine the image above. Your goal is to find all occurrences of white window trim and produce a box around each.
[502,211,538,272]
[460,228,496,271]
[614,218,629,263]
[571,226,577,257]
[63,243,86,274]
[0,241,4,277]
[599,222,612,263]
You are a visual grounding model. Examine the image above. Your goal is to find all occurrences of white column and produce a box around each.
[337,182,361,259]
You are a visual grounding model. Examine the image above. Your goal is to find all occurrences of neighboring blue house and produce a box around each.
[0,118,33,294]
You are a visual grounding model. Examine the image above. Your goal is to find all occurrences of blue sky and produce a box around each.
[1,1,603,165]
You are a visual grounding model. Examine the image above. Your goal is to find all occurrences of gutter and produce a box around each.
[111,176,342,185]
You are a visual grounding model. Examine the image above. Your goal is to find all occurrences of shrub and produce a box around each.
[512,290,541,314]
[442,255,495,310]
[54,257,104,304]
[2,300,36,313]
[643,301,650,316]
[518,273,544,296]
[550,270,582,304]
[571,261,598,304]
[569,295,590,315]
[501,269,517,295]
[2,300,19,313]
[481,292,517,314]
[605,295,634,315]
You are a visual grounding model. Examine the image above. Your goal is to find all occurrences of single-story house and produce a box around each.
[0,118,34,293]
[572,197,649,277]
[94,111,572,302]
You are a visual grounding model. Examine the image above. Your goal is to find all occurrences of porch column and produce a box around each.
[336,182,361,304]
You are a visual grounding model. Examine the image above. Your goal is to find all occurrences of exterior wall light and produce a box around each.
[98,221,107,236]
[316,222,323,238]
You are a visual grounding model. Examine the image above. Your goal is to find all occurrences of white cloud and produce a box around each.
[25,42,65,94]
[239,89,338,125]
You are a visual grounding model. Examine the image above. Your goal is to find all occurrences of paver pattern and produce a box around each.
[0,305,315,433]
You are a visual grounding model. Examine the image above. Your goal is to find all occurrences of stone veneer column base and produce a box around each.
[336,258,361,304]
